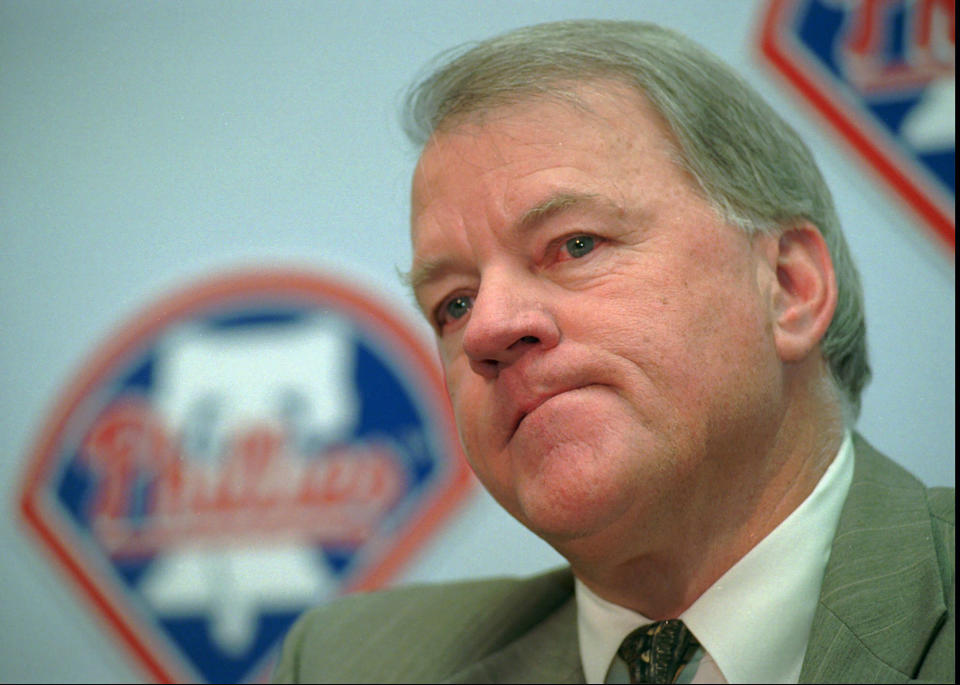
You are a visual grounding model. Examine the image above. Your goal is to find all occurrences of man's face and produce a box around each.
[409,85,786,554]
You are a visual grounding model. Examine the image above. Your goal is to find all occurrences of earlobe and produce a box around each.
[770,224,838,363]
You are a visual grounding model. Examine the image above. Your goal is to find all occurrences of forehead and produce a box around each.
[409,83,682,233]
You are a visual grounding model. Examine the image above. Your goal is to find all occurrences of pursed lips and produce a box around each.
[509,384,593,439]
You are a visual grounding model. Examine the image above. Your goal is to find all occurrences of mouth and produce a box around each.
[510,385,592,438]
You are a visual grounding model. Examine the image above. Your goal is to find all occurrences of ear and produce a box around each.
[769,224,838,363]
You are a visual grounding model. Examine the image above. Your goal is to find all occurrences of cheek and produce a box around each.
[578,261,772,397]
[441,358,489,452]
[441,353,471,405]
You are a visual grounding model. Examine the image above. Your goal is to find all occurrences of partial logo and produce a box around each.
[759,0,955,250]
[18,268,472,683]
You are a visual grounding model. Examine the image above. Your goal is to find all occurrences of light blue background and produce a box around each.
[1,1,953,682]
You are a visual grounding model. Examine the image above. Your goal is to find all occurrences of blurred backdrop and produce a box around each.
[1,1,953,682]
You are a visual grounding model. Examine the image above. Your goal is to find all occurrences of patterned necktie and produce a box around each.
[616,619,700,684]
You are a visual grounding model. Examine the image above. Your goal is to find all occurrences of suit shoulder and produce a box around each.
[273,566,573,683]
[289,566,572,638]
[926,486,955,527]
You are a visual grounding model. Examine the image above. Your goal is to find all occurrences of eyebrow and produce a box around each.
[517,191,604,229]
[402,257,452,295]
[405,191,611,298]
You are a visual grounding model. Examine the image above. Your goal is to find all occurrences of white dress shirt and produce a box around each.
[577,432,855,684]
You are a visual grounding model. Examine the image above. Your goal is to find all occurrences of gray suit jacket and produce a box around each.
[274,435,954,683]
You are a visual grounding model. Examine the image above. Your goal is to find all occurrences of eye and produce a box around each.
[563,235,596,259]
[437,294,473,329]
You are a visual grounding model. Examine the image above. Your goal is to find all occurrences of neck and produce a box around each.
[560,370,846,619]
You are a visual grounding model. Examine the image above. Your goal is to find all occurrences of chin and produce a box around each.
[471,395,657,541]
[507,441,639,544]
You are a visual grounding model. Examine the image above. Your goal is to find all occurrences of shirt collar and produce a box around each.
[576,432,855,684]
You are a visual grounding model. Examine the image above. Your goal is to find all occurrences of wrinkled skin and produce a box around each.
[409,84,840,616]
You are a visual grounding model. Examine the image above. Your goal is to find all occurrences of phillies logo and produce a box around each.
[759,0,955,250]
[18,269,471,683]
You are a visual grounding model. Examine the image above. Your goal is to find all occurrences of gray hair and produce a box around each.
[403,19,870,419]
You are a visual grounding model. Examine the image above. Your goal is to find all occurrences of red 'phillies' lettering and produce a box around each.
[842,0,955,91]
[82,399,177,520]
[81,400,406,555]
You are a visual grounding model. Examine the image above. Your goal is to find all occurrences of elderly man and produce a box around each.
[275,20,953,684]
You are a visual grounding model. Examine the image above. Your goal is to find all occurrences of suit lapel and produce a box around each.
[799,435,948,683]
[443,590,584,684]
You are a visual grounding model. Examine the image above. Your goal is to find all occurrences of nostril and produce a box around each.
[469,357,502,379]
[505,335,539,352]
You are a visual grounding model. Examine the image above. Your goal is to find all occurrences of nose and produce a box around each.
[461,275,560,378]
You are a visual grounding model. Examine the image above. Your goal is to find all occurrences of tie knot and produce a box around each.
[616,619,700,684]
